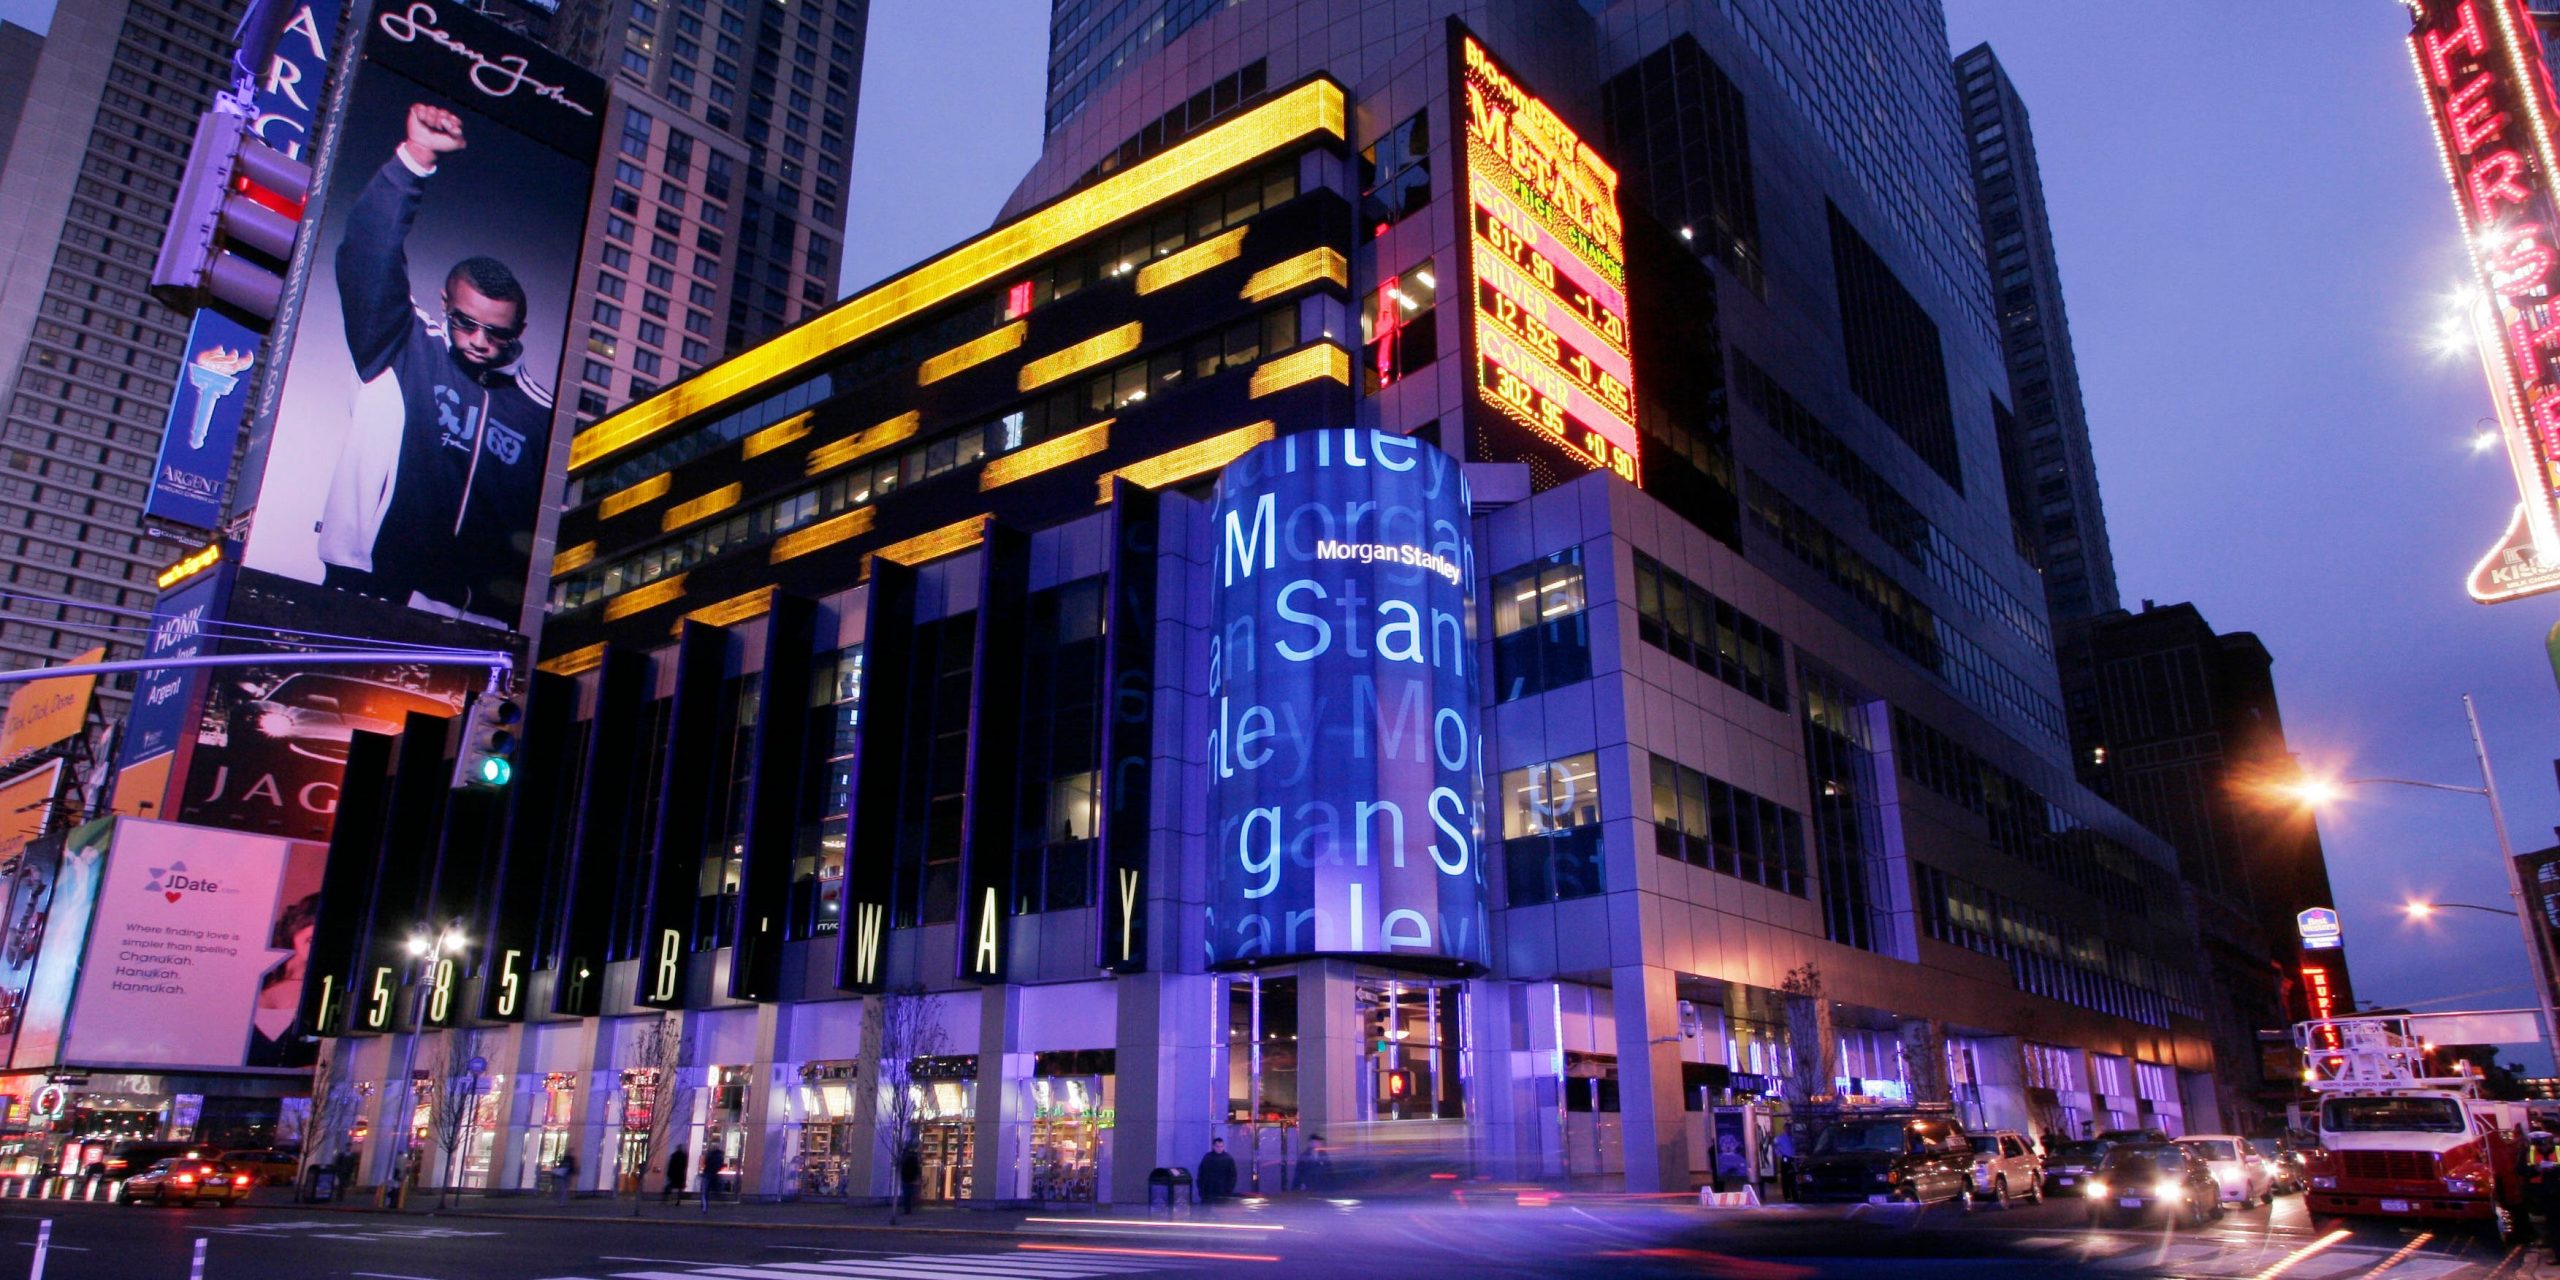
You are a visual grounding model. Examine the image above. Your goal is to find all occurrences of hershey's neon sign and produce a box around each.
[2409,0,2560,601]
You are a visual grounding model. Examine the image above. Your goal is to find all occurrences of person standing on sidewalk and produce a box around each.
[1196,1137,1238,1208]
[699,1146,725,1211]
[662,1145,689,1204]
[1294,1135,1332,1193]
[897,1140,924,1215]
[555,1149,578,1203]
[1770,1126,1797,1202]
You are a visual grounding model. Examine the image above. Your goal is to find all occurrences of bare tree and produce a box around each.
[623,1012,692,1216]
[423,1028,492,1209]
[1780,963,1836,1120]
[304,1039,365,1192]
[870,985,949,1221]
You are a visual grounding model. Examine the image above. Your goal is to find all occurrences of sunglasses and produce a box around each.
[444,309,524,342]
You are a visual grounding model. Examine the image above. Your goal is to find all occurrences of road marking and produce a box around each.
[9,1243,85,1251]
[352,1272,444,1280]
[608,1250,1176,1280]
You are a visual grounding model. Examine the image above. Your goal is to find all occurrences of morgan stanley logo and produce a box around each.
[144,861,224,904]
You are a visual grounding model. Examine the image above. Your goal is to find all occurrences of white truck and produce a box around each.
[2294,1017,2530,1239]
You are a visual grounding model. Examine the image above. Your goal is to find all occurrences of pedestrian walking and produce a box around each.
[1295,1134,1332,1193]
[1196,1137,1238,1207]
[699,1146,725,1211]
[2524,1132,2560,1257]
[662,1145,689,1204]
[555,1149,578,1203]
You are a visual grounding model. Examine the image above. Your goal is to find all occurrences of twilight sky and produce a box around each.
[1941,0,2560,1062]
[3,0,2552,1058]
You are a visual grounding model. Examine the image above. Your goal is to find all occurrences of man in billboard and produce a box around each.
[315,103,553,630]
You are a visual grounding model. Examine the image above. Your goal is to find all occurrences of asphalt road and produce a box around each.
[0,1186,2534,1279]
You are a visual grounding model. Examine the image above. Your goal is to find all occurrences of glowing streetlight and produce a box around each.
[2403,898,2516,920]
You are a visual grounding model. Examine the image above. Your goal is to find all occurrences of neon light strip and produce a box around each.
[569,79,1346,470]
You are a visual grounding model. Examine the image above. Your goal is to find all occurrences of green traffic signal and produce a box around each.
[479,756,512,787]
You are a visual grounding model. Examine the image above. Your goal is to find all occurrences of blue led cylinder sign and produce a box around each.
[1205,429,1489,969]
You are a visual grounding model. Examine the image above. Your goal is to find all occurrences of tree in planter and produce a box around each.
[422,1027,493,1209]
[622,1011,693,1216]
[869,985,949,1221]
[305,1039,366,1193]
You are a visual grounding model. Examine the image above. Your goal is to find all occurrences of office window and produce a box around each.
[1358,109,1430,238]
[1628,552,1785,709]
[1491,547,1590,701]
[1647,752,1805,896]
[1503,753,1603,905]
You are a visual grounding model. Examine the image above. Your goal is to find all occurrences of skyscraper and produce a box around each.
[0,0,246,706]
[546,0,868,432]
[0,22,44,181]
[1956,44,2118,625]
[310,0,2226,1204]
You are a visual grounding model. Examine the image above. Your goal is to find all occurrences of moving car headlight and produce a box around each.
[2156,1184,2183,1202]
[2086,1180,2108,1197]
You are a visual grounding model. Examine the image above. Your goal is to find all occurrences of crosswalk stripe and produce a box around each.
[900,1256,1162,1273]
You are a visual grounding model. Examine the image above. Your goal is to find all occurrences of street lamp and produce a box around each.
[2405,899,2519,920]
[2283,694,2560,1069]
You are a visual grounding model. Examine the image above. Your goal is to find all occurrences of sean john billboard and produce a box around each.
[1204,430,1488,969]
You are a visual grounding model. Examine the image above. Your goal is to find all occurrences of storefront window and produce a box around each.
[616,1067,661,1185]
[1026,1050,1115,1203]
[1226,973,1299,1193]
[789,1060,860,1197]
[526,1073,576,1189]
[1355,976,1464,1122]
[908,1056,976,1202]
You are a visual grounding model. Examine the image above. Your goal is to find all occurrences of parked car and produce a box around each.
[222,1148,300,1187]
[2094,1126,2172,1145]
[1792,1111,1976,1205]
[89,1141,220,1181]
[2247,1137,2306,1194]
[1967,1130,2044,1204]
[2045,1139,2117,1198]
[2177,1134,2274,1207]
[2087,1142,2223,1229]
[120,1159,250,1207]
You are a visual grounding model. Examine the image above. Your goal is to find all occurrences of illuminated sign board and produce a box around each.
[2297,906,2343,950]
[1204,430,1488,968]
[2302,963,2338,1021]
[1452,25,1639,486]
[2406,0,2560,602]
[156,541,223,590]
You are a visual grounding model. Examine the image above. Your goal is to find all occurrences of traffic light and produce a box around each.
[1383,1068,1413,1102]
[151,106,310,319]
[451,691,522,790]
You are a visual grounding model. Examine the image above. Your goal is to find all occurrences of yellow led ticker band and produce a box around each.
[1095,421,1276,502]
[980,421,1111,491]
[551,541,597,575]
[602,573,687,621]
[770,506,877,564]
[1240,248,1347,302]
[863,516,989,578]
[1248,343,1351,398]
[569,79,1347,472]
[741,411,815,459]
[598,473,671,518]
[918,321,1026,385]
[661,482,743,532]
[680,585,779,630]
[1018,323,1143,391]
[537,643,607,678]
[806,411,921,477]
[1136,227,1246,294]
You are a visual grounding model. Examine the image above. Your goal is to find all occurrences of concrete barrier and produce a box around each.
[1700,1186,1761,1207]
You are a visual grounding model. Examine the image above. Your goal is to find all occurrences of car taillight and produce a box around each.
[176,1174,194,1184]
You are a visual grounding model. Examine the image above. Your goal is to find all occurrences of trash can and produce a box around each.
[1146,1167,1194,1210]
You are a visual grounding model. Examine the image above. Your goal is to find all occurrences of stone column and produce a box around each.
[1109,970,1215,1205]
[735,1000,787,1200]
[489,1022,534,1193]
[972,984,1029,1203]
[1292,961,1357,1177]
[1610,963,1688,1192]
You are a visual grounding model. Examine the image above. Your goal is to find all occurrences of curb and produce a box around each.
[3,1195,1034,1236]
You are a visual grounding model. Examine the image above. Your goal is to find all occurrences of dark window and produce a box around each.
[1627,552,1785,709]
[1601,35,1762,293]
[1828,204,1961,490]
[1012,577,1106,915]
[1358,109,1430,238]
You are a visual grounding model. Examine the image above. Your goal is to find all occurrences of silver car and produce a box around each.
[1966,1130,2044,1204]
[2176,1134,2273,1207]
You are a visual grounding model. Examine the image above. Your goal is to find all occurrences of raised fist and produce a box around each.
[399,103,466,169]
